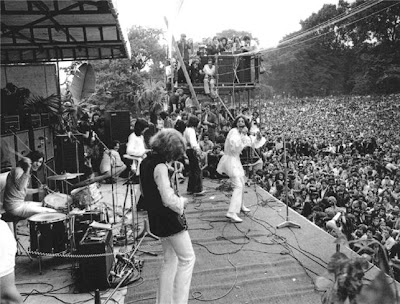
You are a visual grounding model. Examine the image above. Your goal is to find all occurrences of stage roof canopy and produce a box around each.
[1,0,132,64]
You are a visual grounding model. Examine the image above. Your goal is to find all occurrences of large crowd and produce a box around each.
[82,92,400,277]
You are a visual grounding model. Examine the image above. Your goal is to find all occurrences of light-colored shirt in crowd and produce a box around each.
[184,127,200,150]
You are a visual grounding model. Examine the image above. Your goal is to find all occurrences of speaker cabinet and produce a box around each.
[217,56,235,84]
[1,115,20,134]
[24,113,42,129]
[14,130,30,161]
[1,134,16,171]
[78,227,114,291]
[41,113,50,126]
[238,57,252,83]
[31,127,46,159]
[44,127,54,160]
[55,134,85,174]
[104,111,131,145]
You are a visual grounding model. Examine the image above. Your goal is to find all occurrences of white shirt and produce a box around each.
[126,133,146,157]
[203,64,215,78]
[183,127,200,150]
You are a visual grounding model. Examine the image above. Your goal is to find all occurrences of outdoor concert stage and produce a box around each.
[12,178,394,304]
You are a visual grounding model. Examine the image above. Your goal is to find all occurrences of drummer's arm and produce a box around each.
[26,184,46,195]
[13,167,31,191]
[26,188,42,195]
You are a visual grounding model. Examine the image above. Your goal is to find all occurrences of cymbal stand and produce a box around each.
[118,169,137,247]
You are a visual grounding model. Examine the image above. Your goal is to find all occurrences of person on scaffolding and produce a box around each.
[203,57,216,100]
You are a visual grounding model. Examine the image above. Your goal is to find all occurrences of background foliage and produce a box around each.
[263,0,400,97]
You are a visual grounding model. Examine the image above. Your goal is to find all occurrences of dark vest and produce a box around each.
[140,153,187,237]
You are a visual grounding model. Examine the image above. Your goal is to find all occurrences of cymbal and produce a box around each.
[47,173,84,181]
[71,174,109,188]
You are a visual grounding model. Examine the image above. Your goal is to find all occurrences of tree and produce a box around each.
[261,0,400,96]
[215,29,259,44]
[85,26,167,116]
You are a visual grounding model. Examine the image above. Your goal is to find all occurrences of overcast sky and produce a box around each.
[115,0,345,48]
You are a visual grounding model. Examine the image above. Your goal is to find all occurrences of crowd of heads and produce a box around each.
[153,92,400,271]
[252,94,400,271]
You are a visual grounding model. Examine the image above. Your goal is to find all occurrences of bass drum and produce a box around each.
[28,213,68,254]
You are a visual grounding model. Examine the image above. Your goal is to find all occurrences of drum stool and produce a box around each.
[2,212,33,260]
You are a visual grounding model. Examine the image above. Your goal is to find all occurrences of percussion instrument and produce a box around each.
[42,193,72,213]
[28,213,68,254]
[47,173,84,181]
[71,183,102,209]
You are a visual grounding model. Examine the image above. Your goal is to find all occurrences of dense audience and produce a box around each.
[152,93,400,277]
[251,94,400,277]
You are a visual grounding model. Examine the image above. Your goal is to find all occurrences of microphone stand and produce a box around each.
[94,133,118,224]
[277,135,300,229]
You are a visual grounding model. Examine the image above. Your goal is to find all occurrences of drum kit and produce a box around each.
[27,172,109,273]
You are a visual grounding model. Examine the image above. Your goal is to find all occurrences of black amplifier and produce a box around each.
[41,113,50,126]
[30,113,42,128]
[21,113,41,129]
[72,211,108,248]
[1,115,20,134]
[78,227,114,291]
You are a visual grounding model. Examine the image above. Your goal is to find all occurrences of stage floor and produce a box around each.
[12,177,397,304]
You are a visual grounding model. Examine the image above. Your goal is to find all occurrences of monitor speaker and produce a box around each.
[78,228,114,291]
[104,111,131,145]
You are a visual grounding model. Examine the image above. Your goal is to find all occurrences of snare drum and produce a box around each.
[43,193,72,213]
[71,183,102,209]
[28,213,68,253]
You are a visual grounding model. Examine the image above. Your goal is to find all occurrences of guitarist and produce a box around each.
[139,129,195,304]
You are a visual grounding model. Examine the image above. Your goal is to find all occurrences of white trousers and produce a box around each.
[203,78,215,97]
[228,175,245,214]
[157,230,196,304]
[9,201,57,218]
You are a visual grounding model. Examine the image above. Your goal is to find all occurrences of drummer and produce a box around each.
[3,151,57,218]
[99,140,127,183]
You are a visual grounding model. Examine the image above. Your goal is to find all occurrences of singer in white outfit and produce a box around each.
[217,115,265,223]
